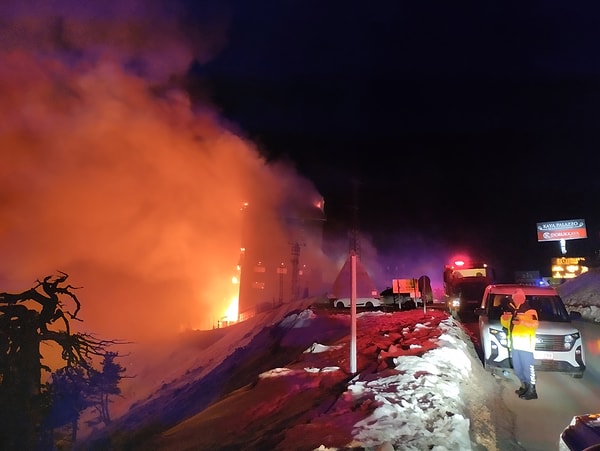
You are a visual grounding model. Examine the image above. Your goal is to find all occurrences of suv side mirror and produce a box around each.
[474,307,485,316]
[569,311,582,320]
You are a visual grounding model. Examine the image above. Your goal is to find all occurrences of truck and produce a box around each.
[380,276,433,310]
[443,257,493,319]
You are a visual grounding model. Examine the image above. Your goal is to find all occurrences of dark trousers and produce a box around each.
[512,348,536,384]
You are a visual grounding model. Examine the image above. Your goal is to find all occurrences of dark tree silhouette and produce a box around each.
[44,366,88,445]
[0,273,127,450]
[86,352,127,427]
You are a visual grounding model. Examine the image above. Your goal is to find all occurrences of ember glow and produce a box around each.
[0,1,325,342]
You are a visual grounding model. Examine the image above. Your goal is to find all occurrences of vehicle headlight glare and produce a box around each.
[564,333,579,350]
[490,327,509,348]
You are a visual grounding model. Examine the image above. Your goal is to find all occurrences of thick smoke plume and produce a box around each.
[0,1,328,343]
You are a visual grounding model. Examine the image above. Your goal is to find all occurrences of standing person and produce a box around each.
[501,288,540,400]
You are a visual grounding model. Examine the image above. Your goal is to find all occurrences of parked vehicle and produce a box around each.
[331,297,383,309]
[475,283,586,378]
[559,412,600,451]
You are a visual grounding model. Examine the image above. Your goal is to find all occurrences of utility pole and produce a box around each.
[237,202,248,318]
[277,262,287,305]
[289,241,305,301]
[349,178,361,375]
[350,251,357,374]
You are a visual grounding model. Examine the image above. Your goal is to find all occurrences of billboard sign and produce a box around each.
[392,278,417,294]
[536,219,587,242]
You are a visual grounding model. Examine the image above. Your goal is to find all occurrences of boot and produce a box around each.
[515,382,528,396]
[519,384,538,400]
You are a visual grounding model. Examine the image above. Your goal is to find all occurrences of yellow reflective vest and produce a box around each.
[500,304,539,352]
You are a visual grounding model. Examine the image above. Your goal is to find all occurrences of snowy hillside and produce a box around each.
[558,267,600,322]
[75,270,600,450]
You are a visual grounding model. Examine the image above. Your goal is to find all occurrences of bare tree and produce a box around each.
[0,273,127,450]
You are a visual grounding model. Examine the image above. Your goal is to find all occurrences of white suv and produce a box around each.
[475,284,586,378]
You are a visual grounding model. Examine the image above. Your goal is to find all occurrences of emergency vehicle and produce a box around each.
[443,256,493,318]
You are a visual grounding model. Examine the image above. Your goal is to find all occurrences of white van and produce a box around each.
[475,284,586,378]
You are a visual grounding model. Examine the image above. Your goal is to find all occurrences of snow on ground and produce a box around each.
[77,269,600,451]
[557,268,600,323]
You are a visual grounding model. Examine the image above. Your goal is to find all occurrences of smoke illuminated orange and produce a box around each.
[0,4,328,343]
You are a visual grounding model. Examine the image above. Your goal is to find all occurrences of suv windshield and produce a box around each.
[487,294,571,322]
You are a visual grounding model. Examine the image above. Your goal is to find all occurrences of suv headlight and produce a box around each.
[451,298,461,307]
[564,332,580,351]
[490,327,509,348]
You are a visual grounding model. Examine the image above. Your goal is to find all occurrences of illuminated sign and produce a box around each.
[551,257,586,265]
[536,219,587,242]
[550,256,588,279]
[392,278,417,294]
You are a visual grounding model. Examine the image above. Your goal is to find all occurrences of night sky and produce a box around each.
[188,1,600,277]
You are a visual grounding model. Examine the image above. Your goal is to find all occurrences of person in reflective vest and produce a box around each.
[500,288,539,400]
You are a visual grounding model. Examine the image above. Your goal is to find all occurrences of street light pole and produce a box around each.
[277,263,287,305]
[350,251,357,374]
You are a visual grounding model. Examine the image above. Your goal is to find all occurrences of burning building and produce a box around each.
[237,193,326,320]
